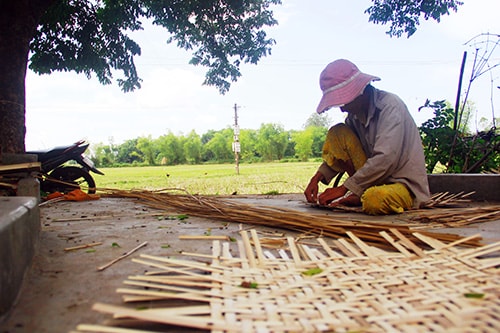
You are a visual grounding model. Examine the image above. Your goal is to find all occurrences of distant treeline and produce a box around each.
[90,123,329,167]
[91,102,500,174]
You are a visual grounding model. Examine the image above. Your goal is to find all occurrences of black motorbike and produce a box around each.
[27,140,104,194]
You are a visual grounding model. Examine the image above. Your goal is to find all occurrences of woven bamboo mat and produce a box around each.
[74,230,499,333]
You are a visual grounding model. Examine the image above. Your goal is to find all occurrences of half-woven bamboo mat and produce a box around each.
[100,189,485,249]
[74,229,499,332]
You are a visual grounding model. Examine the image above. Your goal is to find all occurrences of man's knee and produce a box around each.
[327,123,353,138]
[361,184,412,215]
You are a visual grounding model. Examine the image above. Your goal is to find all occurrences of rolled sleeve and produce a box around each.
[317,162,338,185]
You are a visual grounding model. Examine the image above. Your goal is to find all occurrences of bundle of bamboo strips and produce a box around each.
[100,188,483,249]
[409,205,500,227]
[424,191,475,207]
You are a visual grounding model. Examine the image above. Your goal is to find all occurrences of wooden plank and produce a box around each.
[0,162,41,174]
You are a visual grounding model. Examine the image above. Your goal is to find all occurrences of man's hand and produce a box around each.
[318,185,348,206]
[304,172,324,203]
[328,192,361,207]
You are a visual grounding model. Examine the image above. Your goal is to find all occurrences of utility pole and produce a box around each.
[232,103,240,175]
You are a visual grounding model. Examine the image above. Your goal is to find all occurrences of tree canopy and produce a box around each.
[29,0,281,94]
[366,0,463,37]
[0,0,463,155]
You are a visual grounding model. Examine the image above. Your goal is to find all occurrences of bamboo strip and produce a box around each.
[178,235,229,240]
[97,241,148,271]
[64,242,102,251]
[211,240,221,266]
[287,236,302,264]
[459,241,500,259]
[237,239,250,270]
[239,230,257,269]
[92,303,228,331]
[250,229,266,266]
[116,288,213,303]
[121,295,167,302]
[336,238,363,257]
[52,212,169,223]
[477,257,500,270]
[317,238,342,258]
[131,258,228,284]
[75,324,158,333]
[300,244,320,261]
[458,240,500,258]
[127,275,214,288]
[389,229,425,257]
[139,254,224,274]
[178,250,241,263]
[120,305,211,316]
[122,280,229,299]
[436,233,483,250]
[346,232,378,258]
[379,231,413,257]
[222,242,232,258]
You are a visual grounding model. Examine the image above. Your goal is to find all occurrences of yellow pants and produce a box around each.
[323,124,413,215]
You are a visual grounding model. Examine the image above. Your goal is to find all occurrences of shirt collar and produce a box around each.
[364,87,378,127]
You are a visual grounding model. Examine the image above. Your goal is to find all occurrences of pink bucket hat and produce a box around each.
[316,59,380,113]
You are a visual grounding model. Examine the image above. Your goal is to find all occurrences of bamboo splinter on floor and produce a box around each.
[97,241,148,271]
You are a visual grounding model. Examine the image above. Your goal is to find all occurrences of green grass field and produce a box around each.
[96,162,332,195]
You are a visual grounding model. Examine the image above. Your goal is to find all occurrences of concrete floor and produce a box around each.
[1,194,499,333]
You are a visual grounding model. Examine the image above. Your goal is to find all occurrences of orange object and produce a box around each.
[45,191,64,200]
[64,189,100,201]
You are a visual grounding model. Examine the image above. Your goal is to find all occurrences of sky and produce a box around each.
[25,0,500,151]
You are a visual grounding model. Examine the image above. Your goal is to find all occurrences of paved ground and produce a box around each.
[1,194,499,333]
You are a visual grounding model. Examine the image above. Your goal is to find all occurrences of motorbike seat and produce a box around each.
[27,145,75,162]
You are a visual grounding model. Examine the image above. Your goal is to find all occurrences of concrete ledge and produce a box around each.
[0,197,40,318]
[428,174,500,201]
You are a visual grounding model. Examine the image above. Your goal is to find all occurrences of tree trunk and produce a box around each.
[0,0,54,157]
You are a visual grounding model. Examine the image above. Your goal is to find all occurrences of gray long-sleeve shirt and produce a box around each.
[319,88,430,208]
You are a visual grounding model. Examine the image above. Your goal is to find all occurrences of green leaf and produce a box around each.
[111,242,120,248]
[302,267,323,276]
[464,293,485,299]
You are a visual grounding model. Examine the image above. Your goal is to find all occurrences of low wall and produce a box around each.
[428,174,500,201]
[0,197,40,319]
